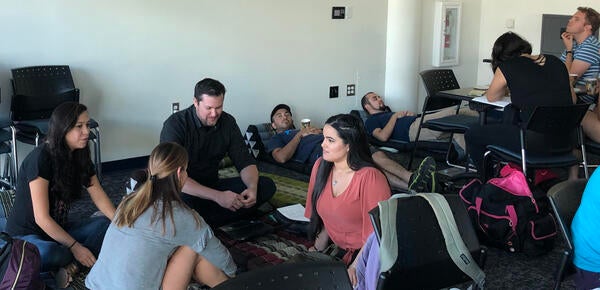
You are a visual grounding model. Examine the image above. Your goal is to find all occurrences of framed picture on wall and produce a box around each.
[432,1,462,67]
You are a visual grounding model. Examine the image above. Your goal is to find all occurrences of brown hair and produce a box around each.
[114,142,200,235]
[578,6,600,34]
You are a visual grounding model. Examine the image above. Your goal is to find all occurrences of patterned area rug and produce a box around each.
[64,162,582,289]
[217,166,313,273]
[218,166,308,207]
[217,229,312,273]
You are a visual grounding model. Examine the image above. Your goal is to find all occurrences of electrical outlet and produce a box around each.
[347,84,355,96]
[329,86,339,98]
[172,102,180,114]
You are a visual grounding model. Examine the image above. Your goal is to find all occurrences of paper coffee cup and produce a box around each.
[301,118,311,128]
[585,78,598,95]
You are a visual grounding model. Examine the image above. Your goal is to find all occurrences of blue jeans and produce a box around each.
[17,216,110,272]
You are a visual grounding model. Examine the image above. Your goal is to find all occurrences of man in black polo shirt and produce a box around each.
[160,78,276,227]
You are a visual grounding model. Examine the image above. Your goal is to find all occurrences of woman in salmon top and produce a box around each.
[304,114,391,286]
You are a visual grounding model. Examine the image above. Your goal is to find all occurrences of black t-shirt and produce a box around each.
[6,144,94,237]
[159,105,256,187]
[500,55,573,121]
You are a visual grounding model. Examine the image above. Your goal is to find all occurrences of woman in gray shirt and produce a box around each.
[86,142,236,289]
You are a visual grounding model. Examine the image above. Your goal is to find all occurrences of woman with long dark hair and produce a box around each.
[6,102,115,288]
[86,142,235,289]
[304,114,391,286]
[465,32,575,176]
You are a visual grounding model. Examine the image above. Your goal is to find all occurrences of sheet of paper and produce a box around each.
[277,203,310,222]
[471,96,511,108]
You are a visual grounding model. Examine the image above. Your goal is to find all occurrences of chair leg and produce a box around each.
[520,148,527,179]
[482,151,493,182]
[8,152,16,189]
[444,135,476,172]
[91,127,102,181]
[10,126,18,183]
[581,144,589,179]
[0,153,8,189]
[408,127,424,170]
[553,251,569,290]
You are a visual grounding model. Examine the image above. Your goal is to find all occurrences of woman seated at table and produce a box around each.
[304,114,391,286]
[465,32,574,177]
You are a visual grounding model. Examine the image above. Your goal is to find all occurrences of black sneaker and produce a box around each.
[408,157,437,192]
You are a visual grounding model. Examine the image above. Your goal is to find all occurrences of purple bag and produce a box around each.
[0,232,44,290]
[459,165,557,256]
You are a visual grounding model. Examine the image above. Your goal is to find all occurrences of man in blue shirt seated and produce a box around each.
[560,7,600,87]
[361,92,474,153]
[266,104,437,192]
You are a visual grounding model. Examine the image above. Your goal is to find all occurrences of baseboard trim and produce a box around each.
[102,155,149,173]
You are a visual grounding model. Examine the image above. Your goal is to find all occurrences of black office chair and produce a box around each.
[483,104,590,181]
[547,179,587,290]
[210,261,352,290]
[0,122,16,190]
[349,109,449,160]
[409,69,479,171]
[0,88,16,189]
[370,194,487,290]
[582,137,600,172]
[10,66,102,180]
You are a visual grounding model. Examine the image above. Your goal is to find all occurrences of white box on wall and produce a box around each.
[432,1,462,67]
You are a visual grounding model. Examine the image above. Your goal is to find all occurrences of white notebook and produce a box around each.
[277,204,310,222]
[471,96,511,108]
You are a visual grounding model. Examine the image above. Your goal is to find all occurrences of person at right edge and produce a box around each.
[571,169,600,290]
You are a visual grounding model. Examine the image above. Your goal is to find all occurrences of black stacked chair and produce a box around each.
[0,119,16,190]
[483,104,590,181]
[10,66,102,180]
[0,88,17,189]
[409,69,479,170]
[547,179,587,290]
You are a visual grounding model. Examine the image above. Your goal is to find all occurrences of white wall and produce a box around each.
[0,0,388,162]
[416,0,483,108]
[384,0,422,112]
[385,0,483,113]
[476,0,599,85]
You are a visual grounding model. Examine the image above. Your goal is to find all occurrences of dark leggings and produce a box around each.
[181,176,276,227]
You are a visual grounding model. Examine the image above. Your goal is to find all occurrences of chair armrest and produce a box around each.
[89,118,99,129]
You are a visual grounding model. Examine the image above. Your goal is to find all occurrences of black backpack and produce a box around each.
[459,165,557,256]
[0,232,44,290]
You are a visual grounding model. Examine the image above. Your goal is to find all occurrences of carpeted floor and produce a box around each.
[68,157,580,290]
[218,166,309,208]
